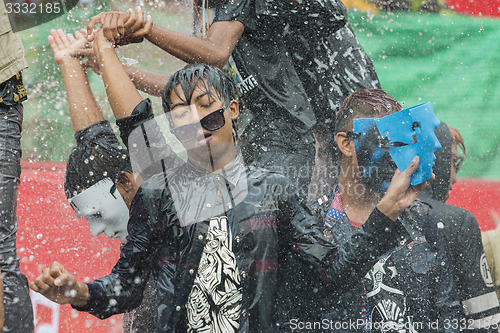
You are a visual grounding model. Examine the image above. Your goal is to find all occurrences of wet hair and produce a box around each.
[448,125,466,158]
[64,121,132,199]
[330,89,402,162]
[162,64,236,113]
[333,88,402,134]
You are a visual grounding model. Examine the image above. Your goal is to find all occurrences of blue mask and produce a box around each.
[352,119,397,194]
[352,102,442,188]
[375,102,442,185]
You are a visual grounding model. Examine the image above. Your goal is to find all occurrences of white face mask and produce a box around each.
[69,178,129,244]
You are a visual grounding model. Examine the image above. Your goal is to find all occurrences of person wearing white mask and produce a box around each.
[47,28,159,332]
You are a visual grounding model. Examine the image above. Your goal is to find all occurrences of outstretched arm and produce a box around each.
[49,29,105,132]
[87,7,244,68]
[145,20,243,68]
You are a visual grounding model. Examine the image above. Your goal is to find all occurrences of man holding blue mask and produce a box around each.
[308,89,461,332]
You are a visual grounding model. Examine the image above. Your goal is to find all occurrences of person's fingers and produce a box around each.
[402,156,420,176]
[48,33,58,55]
[48,262,71,287]
[412,181,428,194]
[135,15,153,37]
[48,261,65,279]
[67,33,76,44]
[29,281,40,292]
[80,28,87,35]
[117,14,126,40]
[54,29,67,51]
[102,14,114,44]
[124,8,135,29]
[60,30,73,49]
[31,278,52,293]
[109,13,121,43]
[74,30,85,41]
[87,12,104,35]
[54,273,74,287]
[130,6,144,32]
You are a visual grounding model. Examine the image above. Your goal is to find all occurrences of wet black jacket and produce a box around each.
[75,159,409,333]
[307,190,462,332]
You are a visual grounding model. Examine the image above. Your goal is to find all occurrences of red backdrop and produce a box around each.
[17,161,122,333]
[447,0,500,17]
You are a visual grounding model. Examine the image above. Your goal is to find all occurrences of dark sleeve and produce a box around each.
[122,275,158,333]
[323,207,409,283]
[423,215,463,332]
[443,208,500,331]
[116,99,183,179]
[72,188,164,318]
[214,0,347,35]
[279,180,409,289]
[115,98,155,147]
[74,120,117,147]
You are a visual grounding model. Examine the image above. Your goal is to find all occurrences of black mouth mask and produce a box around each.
[355,125,398,195]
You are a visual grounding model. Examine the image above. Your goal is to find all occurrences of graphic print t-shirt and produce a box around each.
[186,216,242,333]
[363,254,415,332]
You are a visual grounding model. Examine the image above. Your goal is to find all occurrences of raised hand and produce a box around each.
[29,261,88,307]
[377,156,433,221]
[87,7,153,46]
[48,29,90,65]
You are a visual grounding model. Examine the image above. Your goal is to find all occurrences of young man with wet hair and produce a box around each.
[31,28,428,332]
[419,123,500,331]
[308,89,462,332]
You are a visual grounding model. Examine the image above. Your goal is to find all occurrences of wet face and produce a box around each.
[168,82,238,170]
[449,141,465,194]
[69,178,129,244]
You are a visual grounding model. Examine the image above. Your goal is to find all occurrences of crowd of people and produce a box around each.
[1,0,499,332]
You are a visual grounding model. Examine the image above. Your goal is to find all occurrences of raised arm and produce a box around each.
[145,20,243,68]
[92,29,142,120]
[87,7,244,68]
[49,29,105,132]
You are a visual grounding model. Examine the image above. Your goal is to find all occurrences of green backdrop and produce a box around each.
[349,11,500,179]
